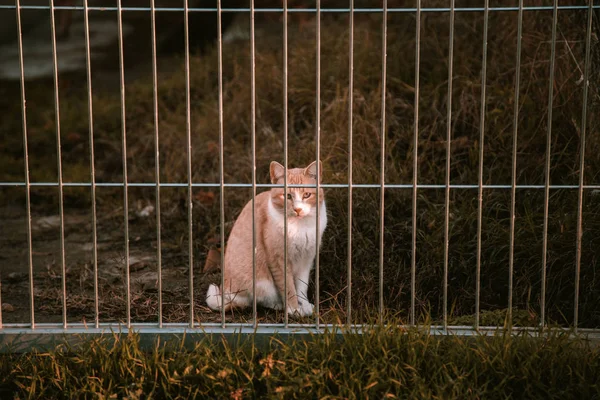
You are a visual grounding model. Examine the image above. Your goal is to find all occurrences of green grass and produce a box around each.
[1,326,599,399]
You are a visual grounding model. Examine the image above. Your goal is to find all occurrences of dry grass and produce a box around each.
[1,5,599,327]
[1,325,599,399]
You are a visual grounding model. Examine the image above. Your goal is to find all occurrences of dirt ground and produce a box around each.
[0,202,318,325]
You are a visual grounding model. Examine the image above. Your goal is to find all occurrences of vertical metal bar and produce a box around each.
[150,0,162,328]
[183,0,194,329]
[217,0,226,329]
[82,0,99,329]
[15,0,35,329]
[49,0,68,329]
[378,0,387,323]
[508,0,523,330]
[410,0,421,327]
[574,0,593,333]
[116,0,131,328]
[475,0,489,331]
[283,0,289,328]
[347,0,354,326]
[250,0,257,328]
[540,0,558,330]
[443,0,455,332]
[315,0,321,328]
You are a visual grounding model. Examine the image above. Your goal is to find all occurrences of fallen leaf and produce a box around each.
[259,353,284,378]
[194,191,215,205]
[33,215,61,231]
[203,248,222,273]
[206,141,219,154]
[230,389,243,400]
[217,369,230,379]
[136,205,155,218]
[2,303,14,313]
[6,272,27,283]
[129,255,154,272]
[67,132,82,143]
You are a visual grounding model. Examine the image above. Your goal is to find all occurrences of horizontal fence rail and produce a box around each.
[0,0,598,349]
[2,183,600,189]
[3,324,600,353]
[1,5,599,12]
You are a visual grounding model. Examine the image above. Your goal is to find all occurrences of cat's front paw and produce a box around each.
[297,301,315,317]
[286,300,314,317]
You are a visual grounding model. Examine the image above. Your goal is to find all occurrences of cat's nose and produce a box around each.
[294,207,302,215]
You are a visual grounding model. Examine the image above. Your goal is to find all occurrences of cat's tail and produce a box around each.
[206,284,223,310]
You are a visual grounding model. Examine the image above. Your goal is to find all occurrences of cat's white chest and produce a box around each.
[268,199,327,261]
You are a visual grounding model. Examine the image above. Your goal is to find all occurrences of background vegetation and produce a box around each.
[0,1,598,327]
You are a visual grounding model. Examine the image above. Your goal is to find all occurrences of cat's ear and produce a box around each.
[304,160,322,181]
[270,161,285,184]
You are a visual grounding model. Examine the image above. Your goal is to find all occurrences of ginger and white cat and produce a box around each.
[206,160,327,317]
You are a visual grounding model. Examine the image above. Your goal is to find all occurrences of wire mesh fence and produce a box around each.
[0,0,599,346]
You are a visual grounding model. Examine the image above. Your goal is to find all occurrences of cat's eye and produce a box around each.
[303,192,311,199]
[287,194,293,200]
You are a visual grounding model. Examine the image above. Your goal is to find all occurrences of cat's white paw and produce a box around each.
[299,301,314,317]
[285,299,314,317]
[286,305,312,318]
[286,306,298,316]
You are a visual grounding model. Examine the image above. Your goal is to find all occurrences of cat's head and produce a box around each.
[269,160,325,219]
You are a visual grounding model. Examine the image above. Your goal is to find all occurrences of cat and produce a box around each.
[206,160,327,317]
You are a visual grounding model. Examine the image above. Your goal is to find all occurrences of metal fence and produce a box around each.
[0,0,599,350]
